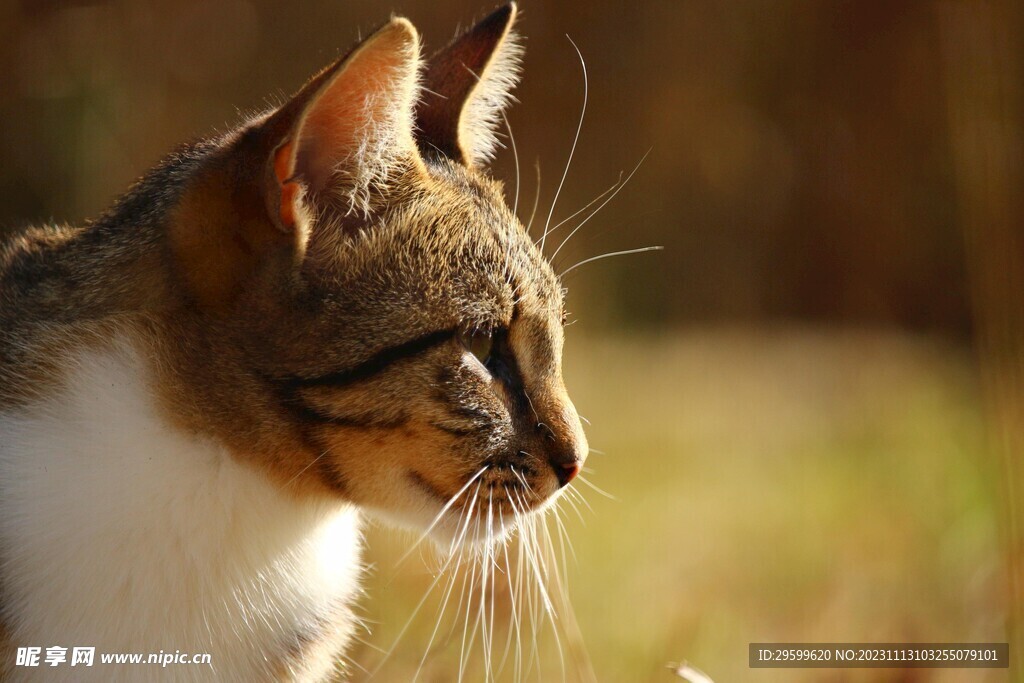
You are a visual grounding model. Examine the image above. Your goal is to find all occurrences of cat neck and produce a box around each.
[0,334,362,682]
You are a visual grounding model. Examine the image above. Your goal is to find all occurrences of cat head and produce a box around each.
[157,4,586,541]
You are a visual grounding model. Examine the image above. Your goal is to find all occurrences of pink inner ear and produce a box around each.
[273,141,300,229]
[293,28,418,194]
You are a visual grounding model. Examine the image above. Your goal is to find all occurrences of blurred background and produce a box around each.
[1,1,1021,681]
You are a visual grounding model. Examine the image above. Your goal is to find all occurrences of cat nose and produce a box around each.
[553,460,581,488]
[533,383,588,488]
[546,438,585,488]
[541,432,585,488]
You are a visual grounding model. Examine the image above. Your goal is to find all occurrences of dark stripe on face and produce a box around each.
[276,328,456,390]
[291,429,348,495]
[429,421,481,437]
[447,404,492,422]
[288,399,407,430]
[315,454,349,495]
[408,471,449,503]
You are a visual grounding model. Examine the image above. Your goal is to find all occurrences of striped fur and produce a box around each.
[0,4,586,680]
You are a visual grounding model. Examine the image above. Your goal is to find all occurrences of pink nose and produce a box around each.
[555,461,581,488]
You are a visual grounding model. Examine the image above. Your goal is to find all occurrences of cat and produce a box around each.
[0,3,589,681]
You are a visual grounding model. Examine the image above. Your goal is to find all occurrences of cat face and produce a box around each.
[274,163,586,538]
[158,6,587,542]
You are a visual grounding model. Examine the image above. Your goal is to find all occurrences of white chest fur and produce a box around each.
[0,340,362,682]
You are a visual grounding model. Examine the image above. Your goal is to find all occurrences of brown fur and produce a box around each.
[0,5,586,678]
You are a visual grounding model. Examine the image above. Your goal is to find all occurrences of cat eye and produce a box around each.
[459,328,494,365]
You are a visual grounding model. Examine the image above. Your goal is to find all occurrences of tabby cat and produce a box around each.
[0,4,587,681]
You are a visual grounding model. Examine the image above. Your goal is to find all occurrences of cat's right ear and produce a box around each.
[415,3,521,167]
[259,17,424,233]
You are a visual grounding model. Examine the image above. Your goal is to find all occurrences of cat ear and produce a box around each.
[415,3,522,167]
[168,19,422,310]
[262,17,423,227]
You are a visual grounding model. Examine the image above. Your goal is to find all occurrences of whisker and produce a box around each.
[538,514,568,682]
[393,466,488,572]
[523,392,543,427]
[283,449,329,489]
[575,474,618,501]
[494,508,522,679]
[385,459,595,682]
[347,632,387,656]
[374,480,481,679]
[411,549,465,682]
[448,481,483,558]
[510,465,535,494]
[368,535,467,679]
[511,496,528,682]
[438,481,485,667]
[525,159,543,237]
[410,482,482,682]
[544,514,598,683]
[512,492,553,614]
[552,502,579,567]
[563,484,594,515]
[457,515,483,682]
[559,491,587,525]
[441,576,469,653]
[510,491,543,680]
[540,35,588,254]
[549,149,651,263]
[520,497,561,679]
[502,111,522,219]
[536,174,620,247]
[443,546,474,648]
[487,506,498,682]
[559,245,664,279]
[478,491,494,679]
[551,503,575,579]
[561,483,593,520]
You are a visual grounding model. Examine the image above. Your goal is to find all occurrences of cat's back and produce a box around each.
[0,140,212,405]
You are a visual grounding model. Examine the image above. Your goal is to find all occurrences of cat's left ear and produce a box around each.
[415,3,522,167]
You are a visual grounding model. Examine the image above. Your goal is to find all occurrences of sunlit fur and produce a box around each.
[0,5,592,681]
[0,338,363,682]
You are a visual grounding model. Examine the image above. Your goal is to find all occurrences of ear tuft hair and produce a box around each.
[268,17,424,218]
[416,4,522,167]
[459,20,522,164]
